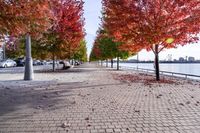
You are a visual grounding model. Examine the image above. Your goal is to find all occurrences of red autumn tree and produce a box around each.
[90,39,102,61]
[0,0,53,80]
[0,0,52,37]
[39,0,85,70]
[103,0,200,80]
[55,0,85,60]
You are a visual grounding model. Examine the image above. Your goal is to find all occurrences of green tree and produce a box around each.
[91,29,134,69]
[74,40,87,62]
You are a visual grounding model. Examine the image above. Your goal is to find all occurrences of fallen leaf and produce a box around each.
[85,117,89,121]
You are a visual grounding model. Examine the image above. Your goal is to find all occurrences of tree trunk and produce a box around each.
[154,45,160,81]
[137,53,139,69]
[24,34,34,80]
[3,43,6,60]
[52,52,55,72]
[111,59,113,68]
[117,57,119,70]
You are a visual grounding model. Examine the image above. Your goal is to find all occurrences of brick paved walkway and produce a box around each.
[0,63,200,133]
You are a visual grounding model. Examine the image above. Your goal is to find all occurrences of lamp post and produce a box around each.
[24,34,34,80]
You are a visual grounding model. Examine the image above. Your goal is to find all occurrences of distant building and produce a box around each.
[167,54,172,61]
[179,57,185,62]
[188,57,195,62]
[185,56,188,61]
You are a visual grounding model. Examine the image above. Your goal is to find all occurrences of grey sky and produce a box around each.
[83,0,200,61]
[83,0,102,57]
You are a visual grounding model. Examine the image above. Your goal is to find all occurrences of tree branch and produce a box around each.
[151,45,156,54]
[158,45,166,53]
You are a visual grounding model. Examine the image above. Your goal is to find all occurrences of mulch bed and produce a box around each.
[112,73,178,85]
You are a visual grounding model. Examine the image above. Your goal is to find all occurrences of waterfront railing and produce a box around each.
[119,66,200,80]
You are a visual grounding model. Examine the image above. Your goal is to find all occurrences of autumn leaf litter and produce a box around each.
[112,72,177,86]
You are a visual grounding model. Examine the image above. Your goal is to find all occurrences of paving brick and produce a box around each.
[1,63,200,133]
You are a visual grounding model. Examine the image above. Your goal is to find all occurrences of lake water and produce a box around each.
[108,62,200,76]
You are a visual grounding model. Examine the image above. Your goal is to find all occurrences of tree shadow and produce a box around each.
[0,80,124,122]
[34,67,97,74]
[0,81,80,118]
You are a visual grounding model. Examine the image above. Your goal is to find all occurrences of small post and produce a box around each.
[24,34,34,80]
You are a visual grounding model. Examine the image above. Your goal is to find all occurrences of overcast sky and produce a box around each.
[83,0,200,61]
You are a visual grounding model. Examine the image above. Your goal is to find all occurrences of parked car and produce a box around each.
[0,59,17,68]
[75,61,80,66]
[33,60,41,66]
[59,60,64,64]
[40,60,47,65]
[60,60,71,69]
[15,58,25,67]
[46,60,52,65]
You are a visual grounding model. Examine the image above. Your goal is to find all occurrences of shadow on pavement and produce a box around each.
[0,81,81,118]
[0,79,123,122]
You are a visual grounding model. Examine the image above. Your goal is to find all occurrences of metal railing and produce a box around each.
[101,62,200,79]
[119,66,200,79]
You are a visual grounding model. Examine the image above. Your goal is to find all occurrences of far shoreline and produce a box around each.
[119,61,200,64]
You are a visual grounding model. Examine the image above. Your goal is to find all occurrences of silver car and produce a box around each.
[0,59,17,68]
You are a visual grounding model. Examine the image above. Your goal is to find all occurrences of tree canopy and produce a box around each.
[0,0,52,38]
[102,0,200,52]
[101,0,200,80]
[90,28,134,61]
[1,0,86,62]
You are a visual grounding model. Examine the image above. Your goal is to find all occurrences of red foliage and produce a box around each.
[91,37,102,59]
[102,0,200,52]
[54,0,85,58]
[0,0,53,37]
[56,0,84,44]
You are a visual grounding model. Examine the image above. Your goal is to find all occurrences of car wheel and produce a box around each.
[4,64,7,68]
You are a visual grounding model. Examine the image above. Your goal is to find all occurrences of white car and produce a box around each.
[60,60,71,69]
[0,59,17,68]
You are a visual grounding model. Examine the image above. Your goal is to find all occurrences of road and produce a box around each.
[0,64,60,74]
